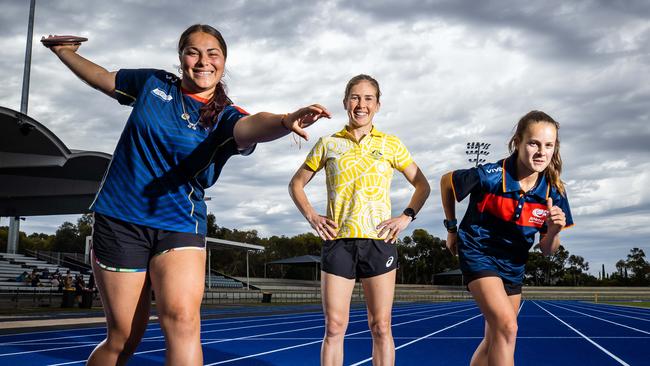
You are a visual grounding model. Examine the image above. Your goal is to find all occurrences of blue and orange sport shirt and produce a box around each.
[451,154,574,284]
[91,69,252,235]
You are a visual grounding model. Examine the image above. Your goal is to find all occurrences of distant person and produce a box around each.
[440,110,573,366]
[75,274,86,304]
[290,74,430,365]
[42,267,50,279]
[51,276,60,291]
[15,271,29,284]
[30,268,41,287]
[63,272,73,290]
[44,23,330,365]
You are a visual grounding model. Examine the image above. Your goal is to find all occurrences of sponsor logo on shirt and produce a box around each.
[370,150,383,160]
[151,88,173,102]
[486,167,503,174]
[386,256,394,267]
[529,208,548,225]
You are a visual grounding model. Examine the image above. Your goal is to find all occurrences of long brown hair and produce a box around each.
[178,24,230,130]
[508,110,565,195]
[343,74,381,103]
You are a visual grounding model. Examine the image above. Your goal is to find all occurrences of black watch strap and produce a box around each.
[444,219,458,233]
[403,208,416,221]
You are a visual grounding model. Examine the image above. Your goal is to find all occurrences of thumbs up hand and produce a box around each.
[546,197,566,235]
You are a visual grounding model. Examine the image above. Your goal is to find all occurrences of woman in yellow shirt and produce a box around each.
[290,74,430,366]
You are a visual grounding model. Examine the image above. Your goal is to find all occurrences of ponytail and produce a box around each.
[199,82,231,130]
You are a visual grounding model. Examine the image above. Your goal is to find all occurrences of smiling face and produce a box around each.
[343,80,380,130]
[515,121,558,176]
[179,31,226,99]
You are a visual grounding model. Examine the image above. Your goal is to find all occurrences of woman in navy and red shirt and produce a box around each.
[440,110,573,366]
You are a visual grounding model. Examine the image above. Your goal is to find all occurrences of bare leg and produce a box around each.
[87,257,151,366]
[149,249,206,366]
[321,271,356,366]
[468,277,521,366]
[361,269,396,366]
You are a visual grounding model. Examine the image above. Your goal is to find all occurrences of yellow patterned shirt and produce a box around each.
[304,126,414,239]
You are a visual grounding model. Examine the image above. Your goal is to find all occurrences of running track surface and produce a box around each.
[1,300,648,365]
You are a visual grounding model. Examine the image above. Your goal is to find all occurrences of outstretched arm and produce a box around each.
[376,162,431,243]
[44,37,116,98]
[440,171,458,255]
[289,164,338,240]
[234,104,331,149]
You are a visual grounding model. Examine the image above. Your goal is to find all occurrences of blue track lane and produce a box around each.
[0,301,648,365]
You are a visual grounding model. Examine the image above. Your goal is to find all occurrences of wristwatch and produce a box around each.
[403,208,416,221]
[443,218,458,233]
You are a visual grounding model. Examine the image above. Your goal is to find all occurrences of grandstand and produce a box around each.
[0,252,87,291]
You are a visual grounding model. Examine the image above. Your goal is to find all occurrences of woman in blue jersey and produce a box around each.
[44,24,330,365]
[440,111,573,366]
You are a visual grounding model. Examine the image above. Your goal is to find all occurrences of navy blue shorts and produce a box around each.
[463,270,523,296]
[321,238,397,279]
[91,213,205,272]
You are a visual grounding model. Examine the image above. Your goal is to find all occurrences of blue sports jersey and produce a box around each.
[91,69,253,234]
[451,154,574,284]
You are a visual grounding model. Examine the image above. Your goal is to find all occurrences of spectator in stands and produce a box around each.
[30,268,41,287]
[289,74,430,365]
[88,273,96,294]
[44,24,330,366]
[75,274,86,304]
[51,275,60,291]
[15,270,29,284]
[42,267,51,279]
[64,272,74,290]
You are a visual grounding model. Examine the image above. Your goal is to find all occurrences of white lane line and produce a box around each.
[45,303,477,366]
[3,302,463,357]
[3,302,438,348]
[202,305,479,366]
[1,302,440,346]
[348,313,483,366]
[554,301,650,323]
[541,301,650,335]
[577,301,650,315]
[534,301,630,366]
[569,302,650,320]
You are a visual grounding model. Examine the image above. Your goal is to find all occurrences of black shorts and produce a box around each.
[92,213,205,272]
[464,270,522,296]
[321,238,397,279]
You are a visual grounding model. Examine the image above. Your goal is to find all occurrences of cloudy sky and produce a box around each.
[1,0,649,275]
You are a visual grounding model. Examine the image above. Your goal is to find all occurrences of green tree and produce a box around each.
[625,248,649,285]
[51,221,82,253]
[566,255,589,286]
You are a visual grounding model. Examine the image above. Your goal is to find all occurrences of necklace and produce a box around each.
[179,89,201,130]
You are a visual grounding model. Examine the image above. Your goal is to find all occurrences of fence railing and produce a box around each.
[2,287,649,309]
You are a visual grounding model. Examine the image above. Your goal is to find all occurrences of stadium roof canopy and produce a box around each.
[268,255,321,265]
[0,106,111,216]
[206,237,264,251]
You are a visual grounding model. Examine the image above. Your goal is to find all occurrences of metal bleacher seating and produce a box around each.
[205,273,244,289]
[0,253,86,291]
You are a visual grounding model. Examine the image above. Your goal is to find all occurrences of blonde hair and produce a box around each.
[508,110,565,195]
[343,74,381,103]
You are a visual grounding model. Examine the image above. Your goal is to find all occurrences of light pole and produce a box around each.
[8,0,36,254]
[466,142,490,167]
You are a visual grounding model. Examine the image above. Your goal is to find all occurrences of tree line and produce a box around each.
[1,213,648,286]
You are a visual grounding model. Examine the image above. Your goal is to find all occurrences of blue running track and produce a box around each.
[0,300,648,365]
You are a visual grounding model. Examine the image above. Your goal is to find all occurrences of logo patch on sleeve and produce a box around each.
[151,88,173,102]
